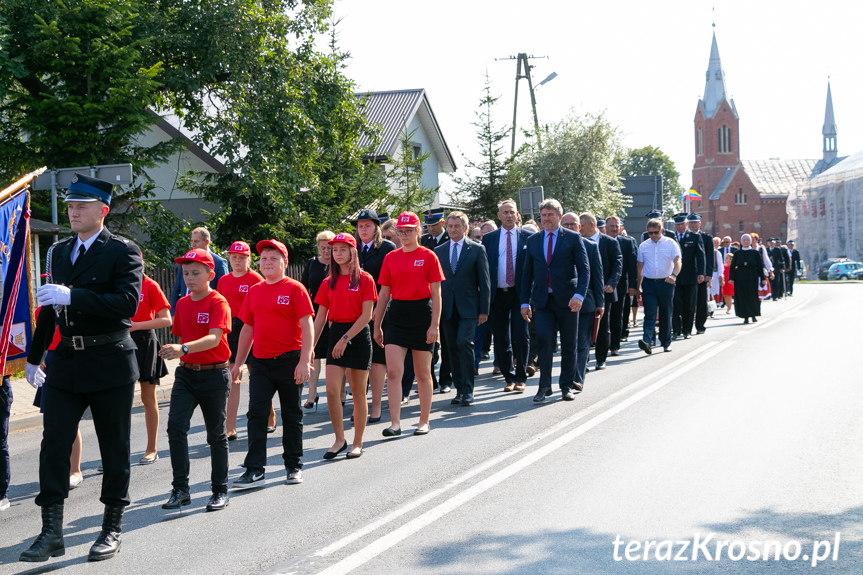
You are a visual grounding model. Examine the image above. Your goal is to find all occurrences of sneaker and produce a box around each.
[0,497,9,511]
[285,468,303,485]
[232,470,265,490]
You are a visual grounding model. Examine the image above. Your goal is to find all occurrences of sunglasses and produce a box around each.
[647,231,662,236]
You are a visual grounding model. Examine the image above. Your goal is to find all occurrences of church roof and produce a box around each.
[699,33,735,119]
[740,159,820,197]
[708,166,740,201]
[823,81,837,136]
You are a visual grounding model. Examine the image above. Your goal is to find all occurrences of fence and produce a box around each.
[146,262,307,345]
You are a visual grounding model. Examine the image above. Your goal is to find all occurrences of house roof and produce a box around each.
[740,159,820,197]
[148,111,227,174]
[30,218,72,235]
[357,89,456,173]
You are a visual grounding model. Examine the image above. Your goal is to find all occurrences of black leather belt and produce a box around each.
[61,329,129,351]
[257,350,301,361]
[497,286,514,292]
[643,277,669,282]
[180,361,230,371]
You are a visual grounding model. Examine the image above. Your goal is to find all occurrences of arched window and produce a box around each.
[718,126,731,154]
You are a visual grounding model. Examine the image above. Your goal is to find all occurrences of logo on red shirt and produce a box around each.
[239,285,249,293]
[277,295,290,305]
[139,293,145,302]
[348,285,359,292]
[414,260,424,267]
[197,313,210,324]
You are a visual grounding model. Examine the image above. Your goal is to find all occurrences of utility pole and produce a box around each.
[497,53,548,156]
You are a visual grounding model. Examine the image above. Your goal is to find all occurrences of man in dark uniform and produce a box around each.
[670,212,705,339]
[687,213,714,334]
[641,210,676,242]
[21,173,143,563]
[768,239,790,300]
[787,240,801,296]
[604,216,637,355]
[419,208,451,392]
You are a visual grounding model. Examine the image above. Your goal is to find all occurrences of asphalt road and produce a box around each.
[1,282,861,574]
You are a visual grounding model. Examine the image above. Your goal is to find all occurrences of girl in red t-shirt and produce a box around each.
[312,233,377,458]
[217,241,269,440]
[130,273,173,464]
[373,212,444,437]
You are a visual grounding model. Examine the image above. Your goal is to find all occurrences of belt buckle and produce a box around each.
[72,336,85,350]
[191,363,202,371]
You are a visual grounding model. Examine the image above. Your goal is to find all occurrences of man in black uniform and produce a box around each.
[20,174,143,563]
[768,239,790,300]
[418,208,451,392]
[687,213,714,334]
[786,240,801,295]
[670,213,705,339]
[604,216,637,355]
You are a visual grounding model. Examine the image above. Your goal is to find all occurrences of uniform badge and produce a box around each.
[197,312,210,323]
[414,260,424,266]
[277,295,290,305]
[71,175,78,184]
[239,285,249,292]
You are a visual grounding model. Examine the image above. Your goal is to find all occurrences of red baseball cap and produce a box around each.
[256,239,289,261]
[175,248,215,270]
[328,232,357,248]
[395,211,420,228]
[228,241,251,255]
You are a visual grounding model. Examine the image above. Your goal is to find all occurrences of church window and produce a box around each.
[718,126,731,154]
[739,221,744,233]
[697,129,703,156]
[735,188,747,205]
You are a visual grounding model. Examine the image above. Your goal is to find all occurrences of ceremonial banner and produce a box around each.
[0,188,33,375]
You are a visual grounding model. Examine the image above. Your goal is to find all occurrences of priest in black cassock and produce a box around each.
[728,234,765,324]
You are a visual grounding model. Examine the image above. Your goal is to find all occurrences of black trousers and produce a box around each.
[786,270,795,295]
[534,294,578,391]
[770,274,785,299]
[440,309,477,396]
[167,365,231,493]
[0,376,10,499]
[436,332,451,386]
[245,354,303,473]
[593,293,615,363]
[609,286,627,351]
[575,312,594,386]
[37,383,134,507]
[642,279,674,349]
[695,281,709,331]
[672,282,697,336]
[490,288,529,384]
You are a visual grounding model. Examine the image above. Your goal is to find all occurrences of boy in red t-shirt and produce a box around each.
[158,249,232,512]
[231,240,313,489]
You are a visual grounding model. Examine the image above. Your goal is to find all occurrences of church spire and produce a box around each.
[822,81,838,163]
[701,32,730,119]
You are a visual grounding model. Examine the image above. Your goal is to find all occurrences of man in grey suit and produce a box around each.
[435,211,490,406]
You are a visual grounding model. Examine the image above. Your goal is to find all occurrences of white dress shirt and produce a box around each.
[637,235,681,279]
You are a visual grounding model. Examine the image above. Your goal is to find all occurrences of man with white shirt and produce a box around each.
[636,218,681,354]
[482,199,533,392]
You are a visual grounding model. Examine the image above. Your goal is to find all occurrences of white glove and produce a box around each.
[37,284,71,306]
[25,363,46,388]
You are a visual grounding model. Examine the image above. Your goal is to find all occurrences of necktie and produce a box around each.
[73,244,85,266]
[362,245,369,255]
[451,242,459,273]
[546,232,553,288]
[505,231,514,287]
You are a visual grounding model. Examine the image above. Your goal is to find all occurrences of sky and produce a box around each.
[330,0,863,199]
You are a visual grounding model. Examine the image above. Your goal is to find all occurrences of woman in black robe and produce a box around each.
[728,234,765,324]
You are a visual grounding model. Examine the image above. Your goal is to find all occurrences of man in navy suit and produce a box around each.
[170,227,228,311]
[435,211,490,405]
[579,213,622,370]
[603,216,638,355]
[520,199,590,403]
[482,199,534,393]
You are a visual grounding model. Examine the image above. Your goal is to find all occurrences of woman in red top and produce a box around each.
[130,273,173,464]
[312,233,377,458]
[373,212,444,437]
[217,241,267,440]
[722,252,734,314]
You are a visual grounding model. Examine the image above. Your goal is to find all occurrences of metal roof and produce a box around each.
[357,89,456,173]
[708,166,739,201]
[740,159,819,197]
[823,81,838,136]
[700,33,734,120]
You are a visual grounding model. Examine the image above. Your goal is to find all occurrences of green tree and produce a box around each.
[451,72,513,221]
[383,123,438,216]
[514,111,628,215]
[616,145,683,217]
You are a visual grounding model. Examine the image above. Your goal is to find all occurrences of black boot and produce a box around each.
[88,504,123,561]
[19,504,65,562]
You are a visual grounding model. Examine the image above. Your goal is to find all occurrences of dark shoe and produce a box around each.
[19,504,64,562]
[439,385,451,393]
[451,395,463,405]
[206,492,229,512]
[461,393,474,406]
[161,489,191,510]
[303,396,318,411]
[382,427,401,437]
[474,367,479,375]
[525,365,537,377]
[696,329,706,335]
[285,468,303,485]
[232,470,265,490]
[562,389,577,401]
[683,334,691,340]
[664,346,671,352]
[346,448,363,459]
[672,334,680,341]
[413,426,431,436]
[595,362,606,370]
[638,339,652,355]
[367,415,381,424]
[481,352,490,360]
[323,441,348,460]
[267,426,277,434]
[533,388,551,403]
[573,383,584,394]
[610,349,619,357]
[138,453,159,465]
[743,318,749,324]
[88,505,123,561]
[227,433,238,442]
[752,317,758,323]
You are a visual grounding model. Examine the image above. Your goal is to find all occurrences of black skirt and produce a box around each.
[314,303,330,359]
[131,329,169,383]
[369,317,386,365]
[227,317,253,364]
[327,321,372,370]
[384,298,433,352]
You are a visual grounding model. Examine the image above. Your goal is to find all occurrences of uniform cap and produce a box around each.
[596,218,607,228]
[645,209,662,219]
[64,173,113,205]
[352,209,380,225]
[378,212,390,223]
[686,213,701,222]
[786,239,795,244]
[672,212,688,224]
[423,207,445,224]
[175,248,215,270]
[328,232,357,248]
[228,241,251,255]
[396,211,421,228]
[256,239,289,261]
